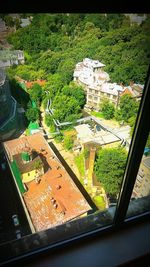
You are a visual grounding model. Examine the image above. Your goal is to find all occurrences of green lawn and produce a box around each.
[74,153,85,177]
[91,111,104,118]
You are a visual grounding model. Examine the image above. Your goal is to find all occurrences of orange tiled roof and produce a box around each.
[121,88,132,96]
[3,133,91,232]
[25,80,46,89]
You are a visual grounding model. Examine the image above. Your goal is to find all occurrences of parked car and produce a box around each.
[15,229,22,239]
[12,214,20,226]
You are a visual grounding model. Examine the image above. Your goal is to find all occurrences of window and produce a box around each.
[0,70,149,265]
[0,14,150,266]
[127,132,150,218]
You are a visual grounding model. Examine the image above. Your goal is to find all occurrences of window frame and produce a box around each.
[0,67,150,266]
[114,66,150,224]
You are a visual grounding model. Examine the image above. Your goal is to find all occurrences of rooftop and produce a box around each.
[20,18,31,28]
[101,83,124,96]
[83,58,105,68]
[13,153,42,175]
[3,133,91,231]
[75,123,120,145]
[74,58,109,88]
[121,84,143,99]
[25,80,46,89]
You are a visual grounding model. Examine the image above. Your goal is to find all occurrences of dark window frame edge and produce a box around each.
[114,66,150,224]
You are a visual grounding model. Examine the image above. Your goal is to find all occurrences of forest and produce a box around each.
[2,13,150,201]
[4,13,150,128]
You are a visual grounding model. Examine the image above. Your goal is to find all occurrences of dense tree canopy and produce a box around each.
[100,98,115,119]
[4,14,150,128]
[44,83,85,125]
[94,147,127,198]
[115,94,139,123]
[25,101,40,122]
[29,83,42,107]
[6,13,150,85]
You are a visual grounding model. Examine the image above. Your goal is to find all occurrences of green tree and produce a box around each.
[7,13,150,86]
[29,83,42,106]
[117,94,139,123]
[114,108,123,123]
[45,114,53,127]
[94,147,127,197]
[25,102,40,122]
[100,98,115,119]
[63,135,74,151]
[62,83,86,108]
[34,159,43,171]
[57,58,76,84]
[128,116,137,136]
[52,94,81,122]
[4,15,14,27]
[43,73,64,100]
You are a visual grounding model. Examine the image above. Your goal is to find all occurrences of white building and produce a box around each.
[20,18,31,28]
[73,58,124,111]
[124,14,147,26]
[0,50,24,68]
[87,82,124,110]
[74,123,120,147]
[73,58,110,90]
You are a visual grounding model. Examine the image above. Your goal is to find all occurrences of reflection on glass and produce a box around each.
[0,12,149,265]
[127,133,150,218]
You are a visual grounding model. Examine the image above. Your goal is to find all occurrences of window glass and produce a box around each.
[0,12,149,265]
[127,132,150,218]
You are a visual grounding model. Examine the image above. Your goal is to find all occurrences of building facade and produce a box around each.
[132,156,150,199]
[0,69,25,141]
[73,58,124,111]
[0,50,24,68]
[73,58,143,111]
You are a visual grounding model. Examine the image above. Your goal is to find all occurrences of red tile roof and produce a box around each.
[25,80,46,89]
[3,133,91,231]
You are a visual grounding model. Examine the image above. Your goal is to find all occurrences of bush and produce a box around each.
[63,136,74,151]
[100,99,115,119]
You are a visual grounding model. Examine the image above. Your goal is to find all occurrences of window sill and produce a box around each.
[4,216,150,267]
